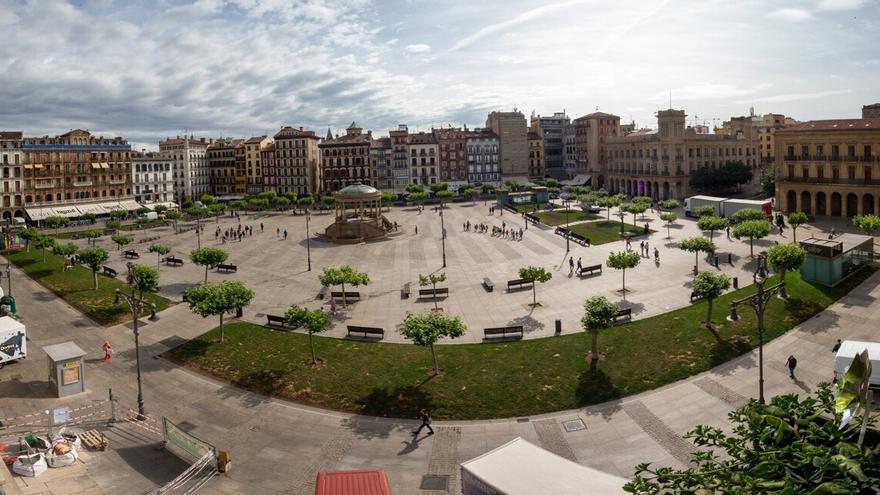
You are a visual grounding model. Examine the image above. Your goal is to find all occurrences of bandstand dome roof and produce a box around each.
[337,183,379,196]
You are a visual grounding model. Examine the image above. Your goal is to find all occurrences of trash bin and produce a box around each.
[733,276,738,289]
[555,319,561,335]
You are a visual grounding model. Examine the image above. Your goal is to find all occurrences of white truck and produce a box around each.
[141,211,158,221]
[721,198,772,220]
[834,340,880,389]
[0,316,26,369]
[684,195,725,217]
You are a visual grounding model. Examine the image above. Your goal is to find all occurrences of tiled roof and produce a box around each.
[779,119,880,132]
[0,131,23,140]
[319,134,372,146]
[245,136,268,144]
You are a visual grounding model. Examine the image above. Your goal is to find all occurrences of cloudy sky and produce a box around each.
[1,0,877,149]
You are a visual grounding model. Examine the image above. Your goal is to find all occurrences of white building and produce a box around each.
[0,132,24,221]
[408,132,439,186]
[563,123,577,179]
[132,151,175,206]
[159,136,210,202]
[466,129,500,185]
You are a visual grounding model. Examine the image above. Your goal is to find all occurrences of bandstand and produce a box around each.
[323,184,393,243]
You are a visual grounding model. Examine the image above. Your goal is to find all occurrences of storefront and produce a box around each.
[799,233,874,286]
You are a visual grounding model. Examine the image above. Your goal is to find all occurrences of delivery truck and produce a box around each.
[0,315,26,369]
[721,198,772,220]
[684,195,725,217]
[834,340,880,390]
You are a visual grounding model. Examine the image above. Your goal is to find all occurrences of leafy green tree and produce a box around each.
[766,243,806,298]
[480,184,495,194]
[111,234,133,251]
[84,229,102,246]
[544,178,560,189]
[271,196,291,210]
[257,191,276,202]
[182,199,194,209]
[787,211,808,243]
[183,281,254,343]
[105,220,122,230]
[582,295,619,366]
[208,203,226,219]
[318,265,369,308]
[697,215,728,241]
[284,305,332,365]
[228,200,247,210]
[52,241,78,257]
[199,194,216,206]
[297,196,314,210]
[283,192,298,204]
[247,198,269,210]
[380,191,397,210]
[79,247,109,290]
[621,202,647,225]
[733,220,771,257]
[732,207,767,223]
[128,264,160,299]
[409,191,429,207]
[418,272,447,311]
[406,183,425,194]
[136,207,151,215]
[694,205,717,218]
[632,195,652,205]
[190,247,229,283]
[81,212,97,224]
[321,195,335,209]
[43,215,70,235]
[459,186,478,204]
[678,236,717,273]
[853,214,880,237]
[18,227,39,252]
[518,266,552,306]
[33,234,55,262]
[691,272,731,329]
[148,243,171,269]
[606,251,640,295]
[660,212,677,239]
[153,205,168,215]
[164,210,181,233]
[659,199,680,210]
[429,182,448,193]
[761,172,775,198]
[109,209,127,221]
[398,311,467,376]
[626,386,880,494]
[435,189,453,207]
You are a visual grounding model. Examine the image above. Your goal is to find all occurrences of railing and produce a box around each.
[72,180,93,187]
[35,182,54,189]
[109,178,127,184]
[781,176,880,185]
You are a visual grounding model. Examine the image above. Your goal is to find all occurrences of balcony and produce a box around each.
[109,178,127,185]
[675,169,685,176]
[72,180,93,187]
[781,176,879,186]
[35,182,54,189]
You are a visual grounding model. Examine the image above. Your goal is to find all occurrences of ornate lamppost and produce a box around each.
[305,207,312,272]
[114,286,158,420]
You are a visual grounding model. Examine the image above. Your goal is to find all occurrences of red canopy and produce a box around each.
[315,469,392,495]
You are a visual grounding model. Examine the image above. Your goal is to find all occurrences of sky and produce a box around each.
[0,0,878,150]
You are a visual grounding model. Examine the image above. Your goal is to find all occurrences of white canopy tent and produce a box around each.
[460,437,628,495]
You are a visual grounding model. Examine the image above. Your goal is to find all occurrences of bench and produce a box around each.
[331,291,361,301]
[613,308,632,323]
[418,287,449,298]
[507,278,534,291]
[266,314,287,328]
[482,277,494,292]
[102,266,117,277]
[483,326,524,340]
[123,250,139,259]
[164,256,184,266]
[689,292,705,303]
[401,282,411,299]
[317,286,329,300]
[217,263,237,273]
[570,232,590,246]
[577,264,602,277]
[347,325,384,339]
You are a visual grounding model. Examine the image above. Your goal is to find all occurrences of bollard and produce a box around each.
[728,253,732,265]
[733,276,738,289]
[108,388,117,426]
[714,256,719,268]
[555,319,562,335]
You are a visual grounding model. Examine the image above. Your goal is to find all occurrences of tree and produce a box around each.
[632,195,652,205]
[853,214,880,237]
[409,191,429,207]
[418,272,447,311]
[621,202,647,225]
[732,207,766,224]
[678,236,716,273]
[111,234,133,251]
[480,184,495,194]
[544,178,560,189]
[429,182,448,193]
[18,227,39,252]
[183,281,254,344]
[208,203,226,219]
[625,386,880,494]
[691,272,731,329]
[258,191,277,202]
[697,215,728,241]
[297,196,314,210]
[732,220,771,258]
[318,265,369,308]
[148,243,171,269]
[659,199,680,210]
[435,189,453,207]
[190,247,229,283]
[594,195,620,221]
[153,205,168,215]
[79,247,109,290]
[766,243,806,298]
[660,212,677,239]
[33,234,55,262]
[187,206,210,220]
[688,160,752,192]
[606,251,640,295]
[694,205,716,218]
[200,194,216,206]
[164,210,181,233]
[518,266,552,306]
[582,295,619,366]
[399,311,466,376]
[83,229,102,246]
[109,209,127,221]
[248,198,269,210]
[136,207,151,216]
[321,195,335,209]
[129,264,160,299]
[459,186,478,204]
[380,191,397,210]
[43,215,69,235]
[105,220,122,230]
[761,172,775,197]
[81,212,97,224]
[270,196,290,210]
[228,200,247,210]
[284,305,332,365]
[52,241,78,258]
[406,183,425,194]
[787,211,808,243]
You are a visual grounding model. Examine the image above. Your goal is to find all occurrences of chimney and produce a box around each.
[300,126,303,131]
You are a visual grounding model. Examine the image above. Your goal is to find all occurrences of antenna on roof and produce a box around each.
[669,91,672,109]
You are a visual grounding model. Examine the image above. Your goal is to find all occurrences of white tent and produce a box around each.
[460,437,627,495]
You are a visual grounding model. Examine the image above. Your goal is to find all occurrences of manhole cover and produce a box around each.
[254,312,265,318]
[562,419,586,432]
[158,336,186,349]
[420,475,449,490]
[124,320,148,330]
[516,417,531,423]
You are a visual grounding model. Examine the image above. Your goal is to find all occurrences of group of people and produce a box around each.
[462,219,524,241]
[217,224,255,243]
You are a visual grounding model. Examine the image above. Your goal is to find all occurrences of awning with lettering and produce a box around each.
[76,203,106,215]
[51,206,80,218]
[24,206,54,221]
[103,199,140,211]
[143,201,178,210]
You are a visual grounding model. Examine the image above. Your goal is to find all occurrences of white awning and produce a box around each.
[561,174,592,186]
[76,203,106,215]
[460,437,627,495]
[142,201,178,210]
[25,206,55,221]
[50,206,80,218]
[103,200,141,211]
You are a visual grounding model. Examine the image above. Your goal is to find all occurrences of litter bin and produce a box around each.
[555,319,561,335]
[733,276,738,290]
[44,342,86,398]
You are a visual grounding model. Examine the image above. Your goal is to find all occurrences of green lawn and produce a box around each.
[4,248,172,325]
[532,209,601,226]
[166,269,874,420]
[511,203,549,213]
[567,220,651,245]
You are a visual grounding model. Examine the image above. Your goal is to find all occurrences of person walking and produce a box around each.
[654,247,659,262]
[786,355,797,379]
[283,229,288,240]
[415,225,418,235]
[832,339,842,352]
[260,223,264,233]
[726,225,730,239]
[577,257,582,272]
[329,297,337,315]
[569,256,574,275]
[412,409,434,436]
[102,341,113,362]
[639,241,645,256]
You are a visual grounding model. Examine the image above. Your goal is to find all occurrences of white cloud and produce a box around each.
[450,0,583,52]
[768,8,813,21]
[404,43,431,53]
[816,0,865,10]
[738,89,852,104]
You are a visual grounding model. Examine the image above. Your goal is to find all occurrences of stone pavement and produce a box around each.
[1,209,876,493]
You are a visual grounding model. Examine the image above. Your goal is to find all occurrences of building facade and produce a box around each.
[132,151,174,205]
[272,126,321,196]
[0,132,24,221]
[206,138,242,197]
[433,127,469,188]
[260,143,276,194]
[389,125,410,192]
[563,123,577,179]
[529,111,569,179]
[486,110,528,179]
[604,109,759,200]
[775,118,880,217]
[466,129,500,185]
[318,122,375,192]
[863,104,880,119]
[408,132,439,186]
[159,136,209,202]
[527,131,544,179]
[370,137,393,191]
[244,136,271,194]
[573,112,620,187]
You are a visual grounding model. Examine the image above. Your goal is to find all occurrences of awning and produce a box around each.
[24,206,54,221]
[91,163,101,169]
[100,163,110,169]
[561,174,592,186]
[24,164,33,169]
[103,199,140,211]
[34,164,44,169]
[50,206,80,218]
[76,203,106,215]
[143,201,178,210]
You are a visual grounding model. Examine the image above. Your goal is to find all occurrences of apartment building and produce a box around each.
[529,111,569,180]
[272,126,321,196]
[432,127,469,188]
[486,110,528,179]
[0,132,24,221]
[573,112,620,187]
[260,143,276,194]
[132,151,175,205]
[318,122,375,192]
[527,131,544,179]
[466,129,500,185]
[370,137,393,191]
[775,118,880,217]
[389,125,410,192]
[863,103,880,119]
[244,136,271,195]
[159,135,209,202]
[563,123,577,179]
[207,138,242,197]
[408,132,439,186]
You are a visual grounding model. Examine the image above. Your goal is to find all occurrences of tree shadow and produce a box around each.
[708,336,752,368]
[790,304,840,334]
[214,381,271,408]
[161,338,211,362]
[354,382,439,419]
[0,376,56,398]
[615,300,645,315]
[507,314,545,334]
[575,367,621,413]
[340,415,406,441]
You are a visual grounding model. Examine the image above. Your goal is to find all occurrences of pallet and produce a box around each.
[80,430,108,451]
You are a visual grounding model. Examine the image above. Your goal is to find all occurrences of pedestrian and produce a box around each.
[577,257,582,271]
[329,297,337,315]
[645,241,649,255]
[831,339,842,352]
[726,226,730,239]
[786,355,797,379]
[283,229,288,240]
[260,223,264,233]
[276,227,280,237]
[654,247,659,262]
[102,341,113,362]
[415,225,418,235]
[832,369,839,387]
[412,408,434,436]
[639,241,645,256]
[569,256,574,275]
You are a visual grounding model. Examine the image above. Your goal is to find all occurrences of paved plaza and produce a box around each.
[0,206,875,494]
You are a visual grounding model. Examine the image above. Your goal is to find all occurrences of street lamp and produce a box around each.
[113,287,158,420]
[727,252,784,404]
[3,262,11,297]
[305,208,312,271]
[440,207,447,268]
[615,210,626,236]
[565,202,571,253]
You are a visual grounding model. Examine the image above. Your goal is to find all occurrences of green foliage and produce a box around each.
[109,209,127,220]
[733,220,771,257]
[606,250,641,293]
[399,311,467,375]
[694,205,717,218]
[18,227,39,250]
[110,234,133,250]
[544,178,560,189]
[44,215,70,231]
[105,220,122,230]
[153,205,168,214]
[409,191,429,203]
[632,195,652,205]
[380,191,397,205]
[187,206,210,218]
[84,230,103,245]
[319,265,369,308]
[853,214,880,236]
[164,211,181,221]
[625,386,880,494]
[79,246,110,290]
[297,196,314,207]
[435,189,453,202]
[518,265,552,305]
[732,208,767,223]
[767,243,807,297]
[52,242,78,258]
[247,198,269,209]
[761,172,775,197]
[688,160,753,192]
[429,182,448,193]
[787,211,808,242]
[81,212,97,223]
[258,191,276,201]
[283,192,298,203]
[660,212,677,239]
[321,195,335,207]
[659,199,680,210]
[692,272,731,328]
[582,295,620,364]
[697,215,728,240]
[480,184,495,194]
[835,351,874,445]
[183,280,254,343]
[136,207,151,215]
[419,272,447,310]
[285,304,332,364]
[208,203,226,216]
[406,183,425,194]
[148,243,171,268]
[228,200,247,209]
[33,234,55,262]
[270,196,291,209]
[620,202,647,225]
[181,199,194,209]
[200,194,217,205]
[190,247,229,283]
[678,236,717,272]
[128,264,160,296]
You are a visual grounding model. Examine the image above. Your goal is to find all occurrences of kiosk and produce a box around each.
[799,233,874,286]
[44,341,86,397]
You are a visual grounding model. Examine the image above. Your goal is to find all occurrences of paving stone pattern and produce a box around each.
[622,401,696,468]
[288,432,354,495]
[422,426,461,494]
[693,376,748,408]
[532,419,577,462]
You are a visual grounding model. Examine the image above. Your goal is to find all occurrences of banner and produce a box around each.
[162,418,216,464]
